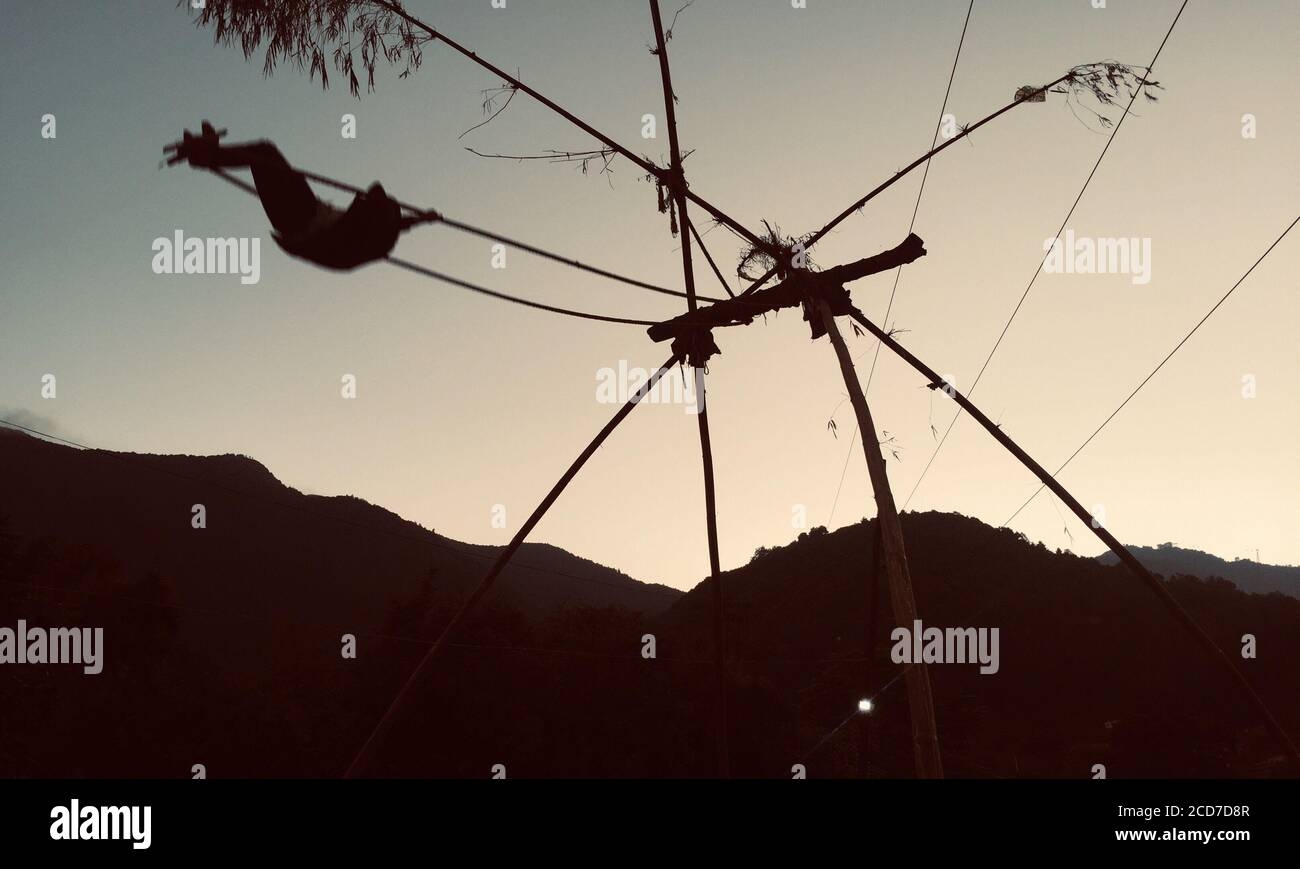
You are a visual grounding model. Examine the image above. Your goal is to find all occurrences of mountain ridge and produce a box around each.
[3,427,1297,778]
[1097,542,1300,600]
[0,427,680,630]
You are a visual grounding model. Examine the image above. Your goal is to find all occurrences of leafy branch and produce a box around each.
[184,0,429,98]
[464,147,618,177]
[459,80,521,140]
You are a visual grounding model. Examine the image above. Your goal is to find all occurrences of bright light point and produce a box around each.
[857,699,874,713]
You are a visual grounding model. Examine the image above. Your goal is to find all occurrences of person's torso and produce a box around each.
[274,195,401,270]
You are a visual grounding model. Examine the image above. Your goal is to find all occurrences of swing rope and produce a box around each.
[203,165,717,325]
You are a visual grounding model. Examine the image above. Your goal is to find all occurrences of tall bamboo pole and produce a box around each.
[368,0,765,252]
[650,0,729,778]
[846,306,1300,765]
[344,355,679,778]
[819,302,944,778]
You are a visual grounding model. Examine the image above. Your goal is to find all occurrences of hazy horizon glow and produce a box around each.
[2,0,1297,587]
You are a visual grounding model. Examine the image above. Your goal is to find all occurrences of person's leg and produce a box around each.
[327,189,404,267]
[208,141,318,234]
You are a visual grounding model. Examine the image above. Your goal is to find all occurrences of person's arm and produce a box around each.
[189,140,290,171]
[164,122,292,172]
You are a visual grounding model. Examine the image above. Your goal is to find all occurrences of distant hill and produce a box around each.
[2,428,1296,779]
[0,427,678,631]
[657,513,1300,778]
[1097,543,1300,600]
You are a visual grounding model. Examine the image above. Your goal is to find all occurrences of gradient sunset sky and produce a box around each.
[1,0,1296,588]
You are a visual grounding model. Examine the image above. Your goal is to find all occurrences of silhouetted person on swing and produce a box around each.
[165,122,419,270]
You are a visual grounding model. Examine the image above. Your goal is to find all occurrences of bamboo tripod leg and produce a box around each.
[846,306,1300,765]
[651,0,730,778]
[696,382,730,778]
[820,302,944,779]
[343,355,679,778]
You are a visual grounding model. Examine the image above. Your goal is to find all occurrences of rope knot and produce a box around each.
[671,327,721,369]
[798,274,852,340]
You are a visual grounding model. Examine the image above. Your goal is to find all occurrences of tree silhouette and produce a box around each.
[186,0,426,97]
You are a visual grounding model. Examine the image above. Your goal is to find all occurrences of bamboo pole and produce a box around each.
[818,301,944,778]
[647,234,926,342]
[735,74,1073,299]
[650,2,696,313]
[344,355,679,778]
[334,3,1066,302]
[845,306,1300,765]
[368,0,766,252]
[686,217,737,299]
[650,0,729,779]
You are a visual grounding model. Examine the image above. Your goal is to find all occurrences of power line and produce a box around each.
[733,73,1076,302]
[1002,212,1299,526]
[846,302,1300,763]
[800,711,857,763]
[902,0,1189,511]
[864,0,975,395]
[829,0,975,528]
[174,0,1300,772]
[827,419,859,528]
[798,663,911,765]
